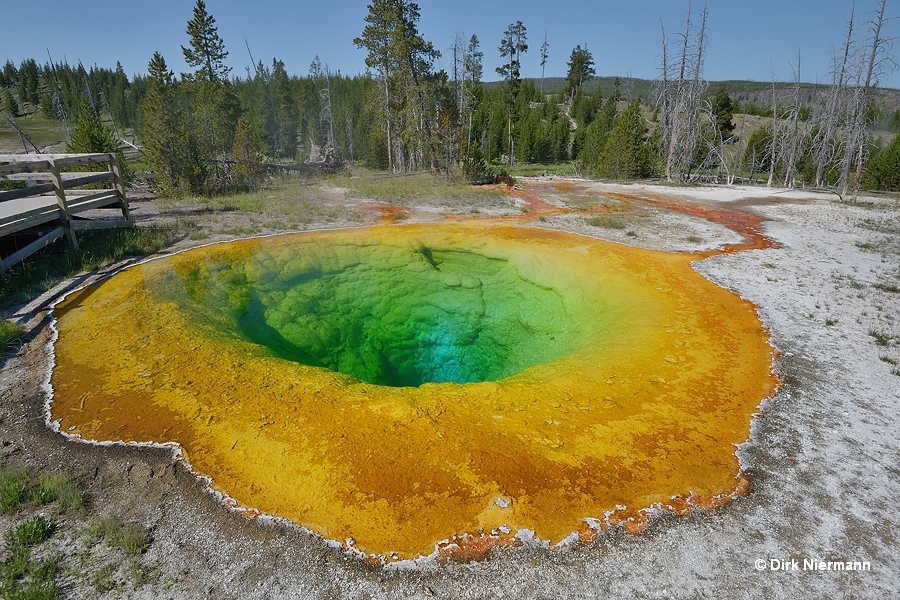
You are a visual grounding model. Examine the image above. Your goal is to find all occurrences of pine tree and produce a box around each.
[181,0,231,83]
[354,0,442,172]
[564,45,595,103]
[496,21,527,164]
[232,116,263,185]
[141,52,201,195]
[0,61,17,88]
[711,83,735,139]
[3,90,20,117]
[539,31,549,98]
[67,100,119,154]
[496,21,527,91]
[269,58,298,159]
[599,99,652,179]
[863,132,900,191]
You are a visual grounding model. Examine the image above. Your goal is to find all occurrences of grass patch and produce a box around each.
[0,110,67,151]
[157,178,367,227]
[686,235,703,243]
[0,551,61,600]
[587,216,626,229]
[859,217,900,235]
[855,241,878,251]
[6,516,54,548]
[0,469,30,513]
[0,320,25,350]
[626,231,638,238]
[0,466,89,599]
[34,474,84,514]
[825,317,839,326]
[874,282,900,293]
[880,355,898,366]
[503,162,578,178]
[93,564,116,594]
[87,514,150,556]
[113,525,151,556]
[0,226,180,309]
[201,192,266,213]
[560,195,629,212]
[868,328,894,346]
[0,468,86,516]
[328,169,504,202]
[128,560,160,589]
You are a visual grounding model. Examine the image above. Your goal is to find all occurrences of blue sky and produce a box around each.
[3,0,896,88]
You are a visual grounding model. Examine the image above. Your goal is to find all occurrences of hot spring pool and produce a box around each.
[50,223,777,560]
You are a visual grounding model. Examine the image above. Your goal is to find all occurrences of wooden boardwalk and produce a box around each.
[0,153,131,271]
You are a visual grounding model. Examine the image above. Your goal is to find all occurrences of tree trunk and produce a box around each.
[852,0,888,202]
[783,51,802,188]
[767,76,777,188]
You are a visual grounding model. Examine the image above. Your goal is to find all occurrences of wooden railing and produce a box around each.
[0,153,132,271]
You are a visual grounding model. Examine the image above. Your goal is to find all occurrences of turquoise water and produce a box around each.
[157,238,585,387]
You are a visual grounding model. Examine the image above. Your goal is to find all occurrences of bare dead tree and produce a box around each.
[813,3,856,188]
[696,107,730,183]
[782,51,804,188]
[730,114,747,185]
[656,2,710,182]
[850,0,892,201]
[310,58,337,162]
[767,72,779,187]
[657,20,671,165]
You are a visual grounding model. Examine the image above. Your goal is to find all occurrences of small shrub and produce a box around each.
[626,231,638,238]
[879,355,898,366]
[825,317,838,326]
[686,235,703,243]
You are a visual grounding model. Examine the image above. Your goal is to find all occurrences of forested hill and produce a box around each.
[496,76,900,113]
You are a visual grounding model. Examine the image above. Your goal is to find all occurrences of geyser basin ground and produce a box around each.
[50,223,776,560]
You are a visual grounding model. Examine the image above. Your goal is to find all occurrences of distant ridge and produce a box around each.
[483,76,900,112]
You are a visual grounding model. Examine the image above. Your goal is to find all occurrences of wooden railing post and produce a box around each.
[48,160,79,249]
[108,153,131,221]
